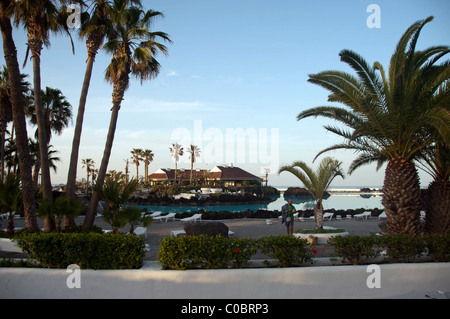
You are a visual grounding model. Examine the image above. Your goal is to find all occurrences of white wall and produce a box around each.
[1,261,449,299]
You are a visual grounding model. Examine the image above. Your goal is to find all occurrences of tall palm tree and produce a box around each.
[142,148,154,185]
[279,157,344,229]
[26,87,71,190]
[66,0,141,202]
[297,17,450,235]
[0,67,32,181]
[83,2,171,229]
[169,143,183,184]
[81,158,95,195]
[26,87,72,144]
[12,0,75,209]
[187,144,201,185]
[0,0,39,232]
[417,141,450,234]
[123,158,129,182]
[130,148,143,183]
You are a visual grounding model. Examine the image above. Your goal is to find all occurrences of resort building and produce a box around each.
[147,164,262,186]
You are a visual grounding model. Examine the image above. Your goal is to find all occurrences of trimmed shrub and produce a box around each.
[13,232,145,269]
[423,233,450,262]
[258,235,314,267]
[380,234,425,263]
[328,235,380,265]
[158,235,257,270]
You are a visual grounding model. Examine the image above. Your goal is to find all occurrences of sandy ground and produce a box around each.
[3,215,383,261]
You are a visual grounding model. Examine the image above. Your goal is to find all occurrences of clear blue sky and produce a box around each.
[2,0,449,187]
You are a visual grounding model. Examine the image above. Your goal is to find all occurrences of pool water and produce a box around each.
[132,193,383,214]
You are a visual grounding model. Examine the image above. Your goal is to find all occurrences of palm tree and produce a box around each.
[0,1,39,232]
[187,144,201,185]
[123,158,129,182]
[297,17,450,235]
[83,2,171,229]
[26,87,71,190]
[13,0,75,208]
[0,66,32,181]
[92,175,138,234]
[169,143,183,184]
[130,148,143,183]
[417,141,450,234]
[142,149,154,185]
[279,157,344,229]
[66,0,141,202]
[82,158,95,195]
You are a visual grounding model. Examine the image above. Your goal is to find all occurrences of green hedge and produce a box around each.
[258,235,314,267]
[158,235,313,270]
[13,232,146,269]
[329,233,450,264]
[328,235,380,265]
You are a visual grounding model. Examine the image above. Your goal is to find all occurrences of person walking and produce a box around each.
[281,199,296,235]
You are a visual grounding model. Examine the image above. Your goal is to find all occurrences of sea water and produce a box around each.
[134,186,383,214]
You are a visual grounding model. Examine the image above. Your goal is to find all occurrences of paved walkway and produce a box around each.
[2,216,382,261]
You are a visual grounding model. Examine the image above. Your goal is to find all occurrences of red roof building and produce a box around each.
[148,165,262,186]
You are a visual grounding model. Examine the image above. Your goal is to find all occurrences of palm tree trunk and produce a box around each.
[314,201,324,229]
[28,30,54,232]
[190,159,193,185]
[425,179,450,234]
[66,54,96,198]
[144,162,148,185]
[382,158,421,235]
[65,45,100,228]
[0,9,39,232]
[83,96,121,229]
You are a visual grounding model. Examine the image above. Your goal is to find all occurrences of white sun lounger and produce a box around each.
[378,212,386,220]
[148,211,162,218]
[180,214,202,223]
[153,212,176,223]
[354,211,372,220]
[323,212,334,221]
[131,226,148,238]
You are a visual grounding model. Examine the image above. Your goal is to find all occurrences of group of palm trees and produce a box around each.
[1,66,70,188]
[281,17,449,235]
[130,148,154,185]
[0,0,171,232]
[170,143,201,185]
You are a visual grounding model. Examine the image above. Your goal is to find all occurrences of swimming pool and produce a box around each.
[132,193,383,214]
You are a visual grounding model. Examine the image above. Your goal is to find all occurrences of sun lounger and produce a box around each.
[378,212,386,220]
[171,229,234,237]
[153,212,176,223]
[150,211,162,218]
[354,211,372,220]
[181,213,202,223]
[133,226,148,238]
[323,212,334,221]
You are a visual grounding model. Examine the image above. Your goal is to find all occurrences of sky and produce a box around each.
[1,0,449,188]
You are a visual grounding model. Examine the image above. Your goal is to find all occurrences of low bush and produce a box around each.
[328,235,380,265]
[13,232,145,269]
[158,235,258,270]
[329,233,450,264]
[258,235,314,267]
[380,234,425,263]
[423,233,450,262]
